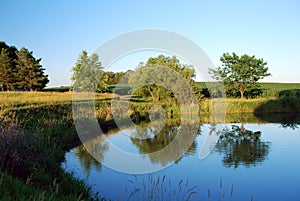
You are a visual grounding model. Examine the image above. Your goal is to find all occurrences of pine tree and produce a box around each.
[14,48,49,91]
[0,48,14,90]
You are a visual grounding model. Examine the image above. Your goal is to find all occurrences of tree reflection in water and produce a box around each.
[130,119,200,166]
[74,135,109,176]
[73,119,200,173]
[215,124,270,168]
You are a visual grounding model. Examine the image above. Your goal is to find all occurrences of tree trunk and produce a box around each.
[147,85,157,101]
[240,123,245,133]
[239,88,245,99]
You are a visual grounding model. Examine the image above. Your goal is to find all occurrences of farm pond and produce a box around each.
[62,117,300,201]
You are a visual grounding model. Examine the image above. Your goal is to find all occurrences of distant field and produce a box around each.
[195,82,300,89]
[45,82,300,88]
[259,82,300,90]
[258,82,300,97]
[195,82,300,98]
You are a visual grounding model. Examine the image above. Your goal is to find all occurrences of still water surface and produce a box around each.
[62,121,300,201]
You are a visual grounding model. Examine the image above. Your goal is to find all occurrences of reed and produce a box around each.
[122,174,198,201]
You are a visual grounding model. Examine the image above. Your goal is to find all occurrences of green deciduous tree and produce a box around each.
[209,53,271,98]
[71,50,107,92]
[129,55,196,103]
[103,71,128,85]
[14,48,49,91]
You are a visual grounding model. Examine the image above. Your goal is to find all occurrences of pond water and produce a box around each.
[62,119,300,201]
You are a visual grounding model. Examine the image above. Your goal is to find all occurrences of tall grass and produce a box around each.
[122,175,198,201]
[0,97,108,200]
[121,176,254,201]
[0,91,112,114]
[0,122,103,201]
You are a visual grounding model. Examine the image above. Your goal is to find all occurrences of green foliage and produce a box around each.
[103,70,133,85]
[14,48,49,91]
[129,55,196,103]
[71,50,107,92]
[0,41,49,91]
[210,52,271,98]
[0,48,14,90]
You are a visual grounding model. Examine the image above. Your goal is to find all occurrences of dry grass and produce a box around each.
[0,92,113,113]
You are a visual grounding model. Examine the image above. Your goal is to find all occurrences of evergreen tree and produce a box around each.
[14,48,49,91]
[0,41,49,91]
[0,48,14,90]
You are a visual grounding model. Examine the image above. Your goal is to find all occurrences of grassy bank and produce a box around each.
[0,121,103,201]
[225,97,300,114]
[0,93,110,201]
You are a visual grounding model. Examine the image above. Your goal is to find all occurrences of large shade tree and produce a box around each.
[129,55,196,103]
[209,53,271,98]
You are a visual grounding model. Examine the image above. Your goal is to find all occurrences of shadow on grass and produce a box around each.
[278,89,300,98]
[254,93,300,129]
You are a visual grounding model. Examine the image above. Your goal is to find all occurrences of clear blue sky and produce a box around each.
[1,0,300,87]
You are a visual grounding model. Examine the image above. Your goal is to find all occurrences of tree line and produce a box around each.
[0,41,49,91]
[71,50,271,99]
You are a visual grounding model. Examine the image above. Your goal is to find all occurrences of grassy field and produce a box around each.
[259,82,300,90]
[0,92,113,114]
[259,82,300,97]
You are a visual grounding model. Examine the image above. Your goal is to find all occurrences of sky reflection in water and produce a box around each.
[62,122,300,201]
